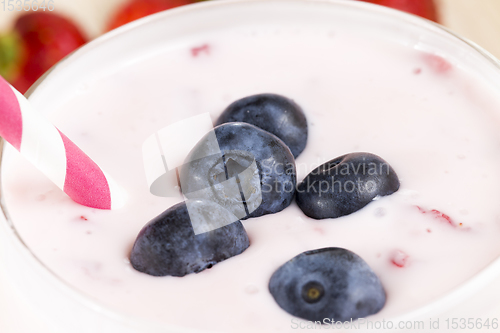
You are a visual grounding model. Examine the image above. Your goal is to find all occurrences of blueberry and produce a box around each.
[179,122,296,219]
[269,248,386,322]
[216,94,308,158]
[130,200,249,277]
[296,152,399,219]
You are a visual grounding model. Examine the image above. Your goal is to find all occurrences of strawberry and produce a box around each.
[15,12,87,92]
[106,0,194,32]
[0,12,87,94]
[359,0,439,22]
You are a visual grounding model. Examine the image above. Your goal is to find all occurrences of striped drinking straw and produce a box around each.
[0,76,125,210]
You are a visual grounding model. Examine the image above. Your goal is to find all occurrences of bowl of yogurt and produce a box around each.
[2,0,500,332]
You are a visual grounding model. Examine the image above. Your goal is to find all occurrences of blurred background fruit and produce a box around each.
[361,0,438,21]
[105,0,438,31]
[0,12,87,94]
[106,0,194,31]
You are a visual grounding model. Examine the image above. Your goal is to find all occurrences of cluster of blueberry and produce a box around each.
[130,94,399,322]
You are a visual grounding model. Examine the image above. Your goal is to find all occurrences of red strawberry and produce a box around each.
[15,12,87,92]
[359,0,439,22]
[107,0,194,32]
[0,12,87,94]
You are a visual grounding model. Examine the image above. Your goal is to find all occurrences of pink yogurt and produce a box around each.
[3,1,500,332]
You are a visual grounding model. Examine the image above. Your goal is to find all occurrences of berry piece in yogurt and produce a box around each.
[216,94,308,158]
[130,200,250,277]
[179,122,296,219]
[416,206,454,226]
[391,250,409,268]
[269,248,386,322]
[296,152,400,219]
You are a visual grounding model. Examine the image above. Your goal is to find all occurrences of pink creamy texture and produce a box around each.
[4,25,500,333]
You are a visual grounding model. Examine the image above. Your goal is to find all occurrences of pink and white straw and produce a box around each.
[0,76,125,210]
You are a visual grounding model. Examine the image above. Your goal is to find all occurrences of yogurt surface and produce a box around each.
[4,4,500,332]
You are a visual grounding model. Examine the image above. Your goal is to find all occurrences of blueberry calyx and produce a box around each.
[301,281,325,304]
[269,247,386,322]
